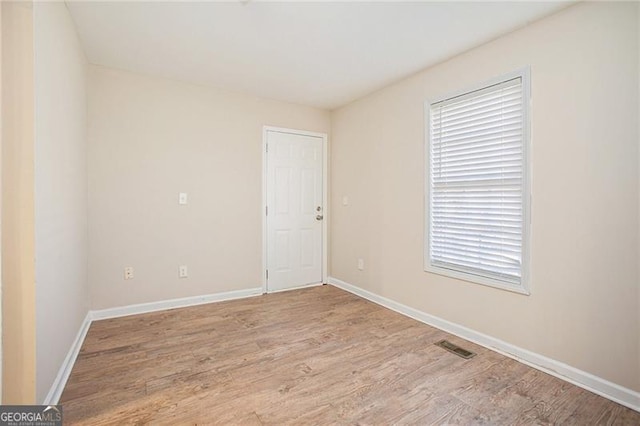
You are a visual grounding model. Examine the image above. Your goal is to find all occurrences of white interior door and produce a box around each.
[266,129,324,292]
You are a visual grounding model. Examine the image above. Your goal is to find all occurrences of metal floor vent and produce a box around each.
[435,340,476,359]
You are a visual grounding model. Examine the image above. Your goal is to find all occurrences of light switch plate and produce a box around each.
[179,193,188,205]
[342,196,349,206]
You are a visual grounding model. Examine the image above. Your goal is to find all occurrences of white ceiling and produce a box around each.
[66,1,571,110]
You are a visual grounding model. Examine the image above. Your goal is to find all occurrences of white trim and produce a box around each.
[424,67,532,296]
[262,126,268,293]
[262,126,329,294]
[44,287,263,404]
[327,276,640,413]
[91,287,262,321]
[43,311,92,405]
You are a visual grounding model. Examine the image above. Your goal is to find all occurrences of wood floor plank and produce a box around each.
[60,285,640,425]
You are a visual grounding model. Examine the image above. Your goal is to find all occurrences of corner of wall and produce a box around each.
[33,1,90,403]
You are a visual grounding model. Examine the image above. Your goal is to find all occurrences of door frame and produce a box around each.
[262,126,328,294]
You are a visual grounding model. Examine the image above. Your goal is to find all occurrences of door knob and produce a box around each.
[316,215,324,221]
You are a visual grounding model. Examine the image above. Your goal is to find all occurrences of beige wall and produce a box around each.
[88,66,330,309]
[330,1,640,392]
[33,2,89,403]
[0,1,3,402]
[1,1,36,403]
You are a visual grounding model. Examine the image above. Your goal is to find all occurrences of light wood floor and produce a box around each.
[61,285,639,425]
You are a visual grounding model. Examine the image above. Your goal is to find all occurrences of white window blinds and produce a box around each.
[428,76,526,287]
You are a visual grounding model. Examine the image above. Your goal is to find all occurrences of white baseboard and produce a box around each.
[91,287,263,321]
[328,276,640,412]
[43,311,92,405]
[45,287,263,404]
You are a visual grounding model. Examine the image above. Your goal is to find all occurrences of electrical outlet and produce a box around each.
[357,258,364,271]
[124,266,134,280]
[179,265,188,278]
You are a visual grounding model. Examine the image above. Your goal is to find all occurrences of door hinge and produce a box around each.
[266,270,269,279]
[265,206,268,215]
[266,143,268,152]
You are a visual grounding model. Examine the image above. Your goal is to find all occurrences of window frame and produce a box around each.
[424,68,531,295]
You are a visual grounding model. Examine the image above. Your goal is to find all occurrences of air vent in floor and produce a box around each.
[435,339,476,359]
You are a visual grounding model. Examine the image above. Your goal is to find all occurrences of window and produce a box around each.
[425,69,530,294]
